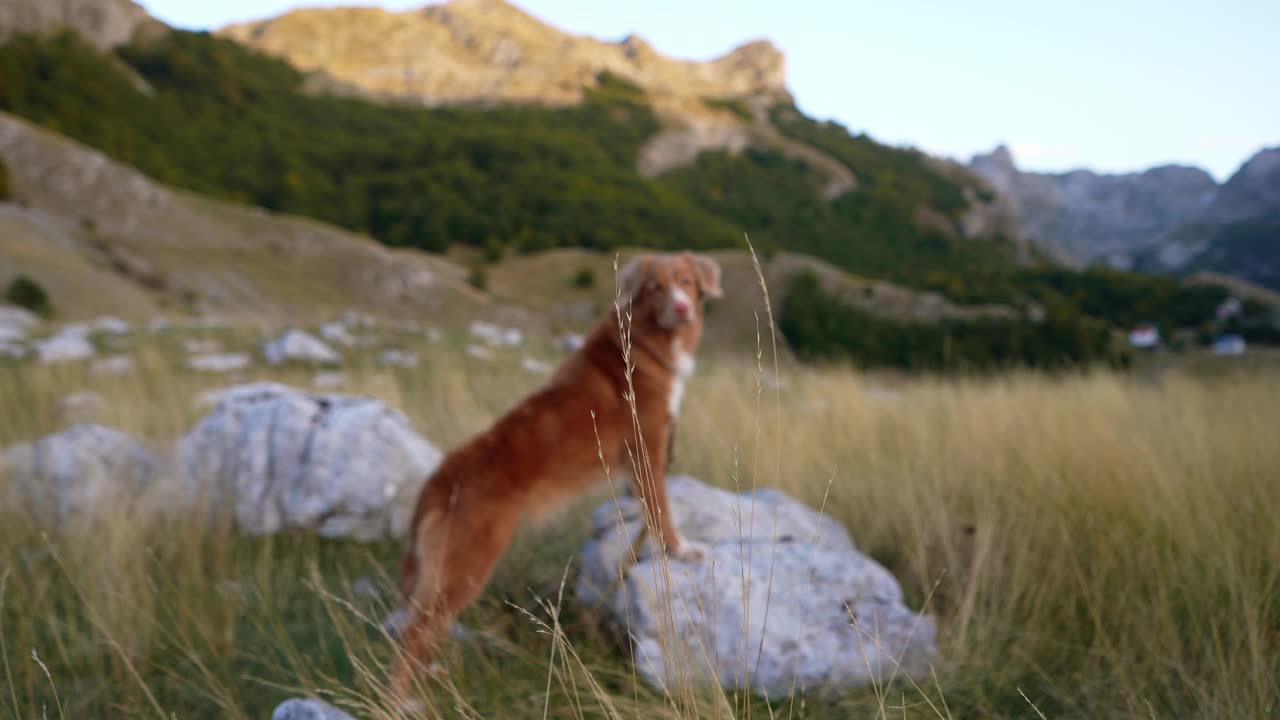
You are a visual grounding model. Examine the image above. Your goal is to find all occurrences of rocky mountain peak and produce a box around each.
[218,0,788,112]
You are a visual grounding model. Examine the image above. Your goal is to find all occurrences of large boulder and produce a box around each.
[262,329,341,365]
[0,424,156,526]
[577,475,937,698]
[176,384,440,540]
[271,698,356,720]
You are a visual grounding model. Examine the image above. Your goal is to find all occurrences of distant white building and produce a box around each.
[1128,324,1160,349]
[1212,334,1246,356]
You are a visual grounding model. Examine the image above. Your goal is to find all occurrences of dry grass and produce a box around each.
[0,317,1277,718]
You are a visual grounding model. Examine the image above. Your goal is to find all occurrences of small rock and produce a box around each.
[577,475,937,698]
[520,356,553,375]
[351,576,382,600]
[0,305,40,341]
[424,327,444,343]
[469,321,522,347]
[381,607,410,639]
[559,333,585,352]
[0,424,156,527]
[93,316,131,336]
[91,355,135,376]
[56,391,107,425]
[177,384,441,540]
[36,331,95,364]
[0,340,25,359]
[340,310,378,329]
[182,339,221,354]
[378,349,418,369]
[263,330,341,365]
[312,371,346,390]
[187,352,251,373]
[271,698,356,720]
[464,344,494,361]
[319,322,357,347]
[148,317,170,333]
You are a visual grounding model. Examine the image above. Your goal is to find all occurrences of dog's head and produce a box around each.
[617,252,723,330]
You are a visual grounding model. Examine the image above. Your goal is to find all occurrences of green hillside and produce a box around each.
[0,31,1002,279]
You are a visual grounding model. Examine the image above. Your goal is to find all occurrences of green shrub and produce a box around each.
[779,270,1114,371]
[0,156,10,200]
[571,267,595,289]
[4,275,52,317]
[467,265,488,291]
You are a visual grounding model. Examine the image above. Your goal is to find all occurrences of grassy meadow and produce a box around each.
[0,319,1277,719]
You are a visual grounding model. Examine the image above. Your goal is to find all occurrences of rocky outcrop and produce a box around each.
[220,0,786,114]
[176,384,440,540]
[0,0,161,50]
[1,424,155,526]
[577,475,937,697]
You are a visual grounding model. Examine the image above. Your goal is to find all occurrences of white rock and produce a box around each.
[378,349,418,369]
[351,576,382,600]
[91,354,135,376]
[464,344,494,361]
[57,323,92,338]
[520,356,553,375]
[319,322,357,347]
[194,382,294,410]
[559,333,585,352]
[312,371,346,390]
[176,384,441,540]
[263,330,341,365]
[272,698,356,720]
[470,321,522,347]
[0,305,40,336]
[1,424,156,527]
[577,476,937,698]
[340,310,378,329]
[187,352,251,373]
[148,317,171,333]
[0,340,25,358]
[56,391,107,425]
[424,327,444,343]
[36,331,95,364]
[93,316,131,335]
[182,338,222,354]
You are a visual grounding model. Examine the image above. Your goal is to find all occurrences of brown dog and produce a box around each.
[391,251,723,696]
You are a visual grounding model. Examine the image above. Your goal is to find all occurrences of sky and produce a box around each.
[141,0,1279,180]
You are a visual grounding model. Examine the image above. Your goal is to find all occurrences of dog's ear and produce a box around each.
[689,254,723,299]
[617,254,652,301]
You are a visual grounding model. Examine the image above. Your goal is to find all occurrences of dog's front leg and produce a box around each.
[630,423,705,563]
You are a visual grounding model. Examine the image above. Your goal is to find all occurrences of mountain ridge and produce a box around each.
[971,144,1280,289]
